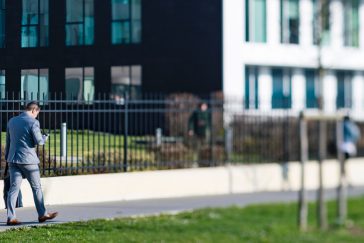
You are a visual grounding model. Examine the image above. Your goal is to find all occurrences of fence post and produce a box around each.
[298,111,308,231]
[123,94,128,172]
[225,126,233,162]
[317,119,328,230]
[61,123,67,158]
[336,118,346,225]
[156,128,162,147]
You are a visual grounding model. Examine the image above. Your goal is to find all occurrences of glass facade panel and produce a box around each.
[272,69,291,109]
[66,0,83,22]
[131,0,141,42]
[39,0,49,46]
[281,0,299,44]
[245,0,267,42]
[21,0,48,47]
[66,67,94,102]
[21,69,49,101]
[111,65,142,99]
[0,70,5,99]
[84,67,94,102]
[66,0,94,46]
[344,0,359,47]
[305,70,319,108]
[0,0,4,48]
[112,0,141,44]
[244,66,259,109]
[112,0,130,20]
[21,26,38,47]
[66,24,84,45]
[112,22,130,44]
[336,71,353,108]
[312,0,330,45]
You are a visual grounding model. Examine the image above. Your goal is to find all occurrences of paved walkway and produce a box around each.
[1,186,364,231]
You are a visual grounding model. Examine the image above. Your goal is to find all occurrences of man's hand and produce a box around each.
[42,134,49,142]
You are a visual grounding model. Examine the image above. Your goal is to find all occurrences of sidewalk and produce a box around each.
[1,186,364,232]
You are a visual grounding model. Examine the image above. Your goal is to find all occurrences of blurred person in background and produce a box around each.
[340,115,361,159]
[188,102,212,165]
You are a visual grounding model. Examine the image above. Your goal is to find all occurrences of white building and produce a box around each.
[223,0,364,117]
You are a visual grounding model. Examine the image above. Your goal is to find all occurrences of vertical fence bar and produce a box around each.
[123,93,128,172]
[298,111,308,231]
[87,94,91,173]
[336,118,347,225]
[317,119,328,229]
[47,93,51,177]
[53,93,57,175]
[70,97,74,174]
[65,95,68,174]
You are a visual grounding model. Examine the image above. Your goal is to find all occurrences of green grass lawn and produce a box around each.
[1,197,364,242]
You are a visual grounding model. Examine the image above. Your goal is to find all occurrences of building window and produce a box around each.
[305,70,319,108]
[0,0,5,48]
[245,0,266,43]
[65,67,94,102]
[21,0,49,48]
[0,70,5,99]
[111,65,141,99]
[343,0,359,47]
[21,69,49,101]
[244,66,259,109]
[312,0,330,45]
[111,0,141,44]
[65,0,94,46]
[272,68,292,109]
[280,0,299,44]
[336,71,353,109]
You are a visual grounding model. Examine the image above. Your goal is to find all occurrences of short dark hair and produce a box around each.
[25,101,40,111]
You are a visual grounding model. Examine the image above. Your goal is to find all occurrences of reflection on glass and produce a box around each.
[66,67,94,102]
[66,0,94,46]
[66,24,84,46]
[281,0,299,44]
[21,0,49,47]
[84,67,94,102]
[0,70,5,99]
[21,69,49,102]
[111,65,141,99]
[245,0,267,43]
[343,0,359,47]
[111,0,141,44]
[336,71,353,108]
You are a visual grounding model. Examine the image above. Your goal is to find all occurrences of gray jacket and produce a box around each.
[5,112,47,164]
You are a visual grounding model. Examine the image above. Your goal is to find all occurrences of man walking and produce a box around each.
[5,101,58,225]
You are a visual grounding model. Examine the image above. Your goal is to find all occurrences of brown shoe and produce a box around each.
[6,219,22,226]
[38,212,58,223]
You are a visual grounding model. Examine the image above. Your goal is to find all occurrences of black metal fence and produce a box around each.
[0,93,363,177]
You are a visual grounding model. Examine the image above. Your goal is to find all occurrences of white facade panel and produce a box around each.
[223,0,244,99]
[267,0,280,44]
[331,0,344,48]
[223,0,364,113]
[258,67,272,111]
[352,72,364,117]
[300,0,313,46]
[323,70,337,112]
[291,69,306,111]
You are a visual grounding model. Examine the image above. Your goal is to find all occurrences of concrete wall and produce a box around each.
[1,158,364,208]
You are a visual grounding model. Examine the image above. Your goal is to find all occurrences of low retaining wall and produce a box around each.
[1,158,364,208]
